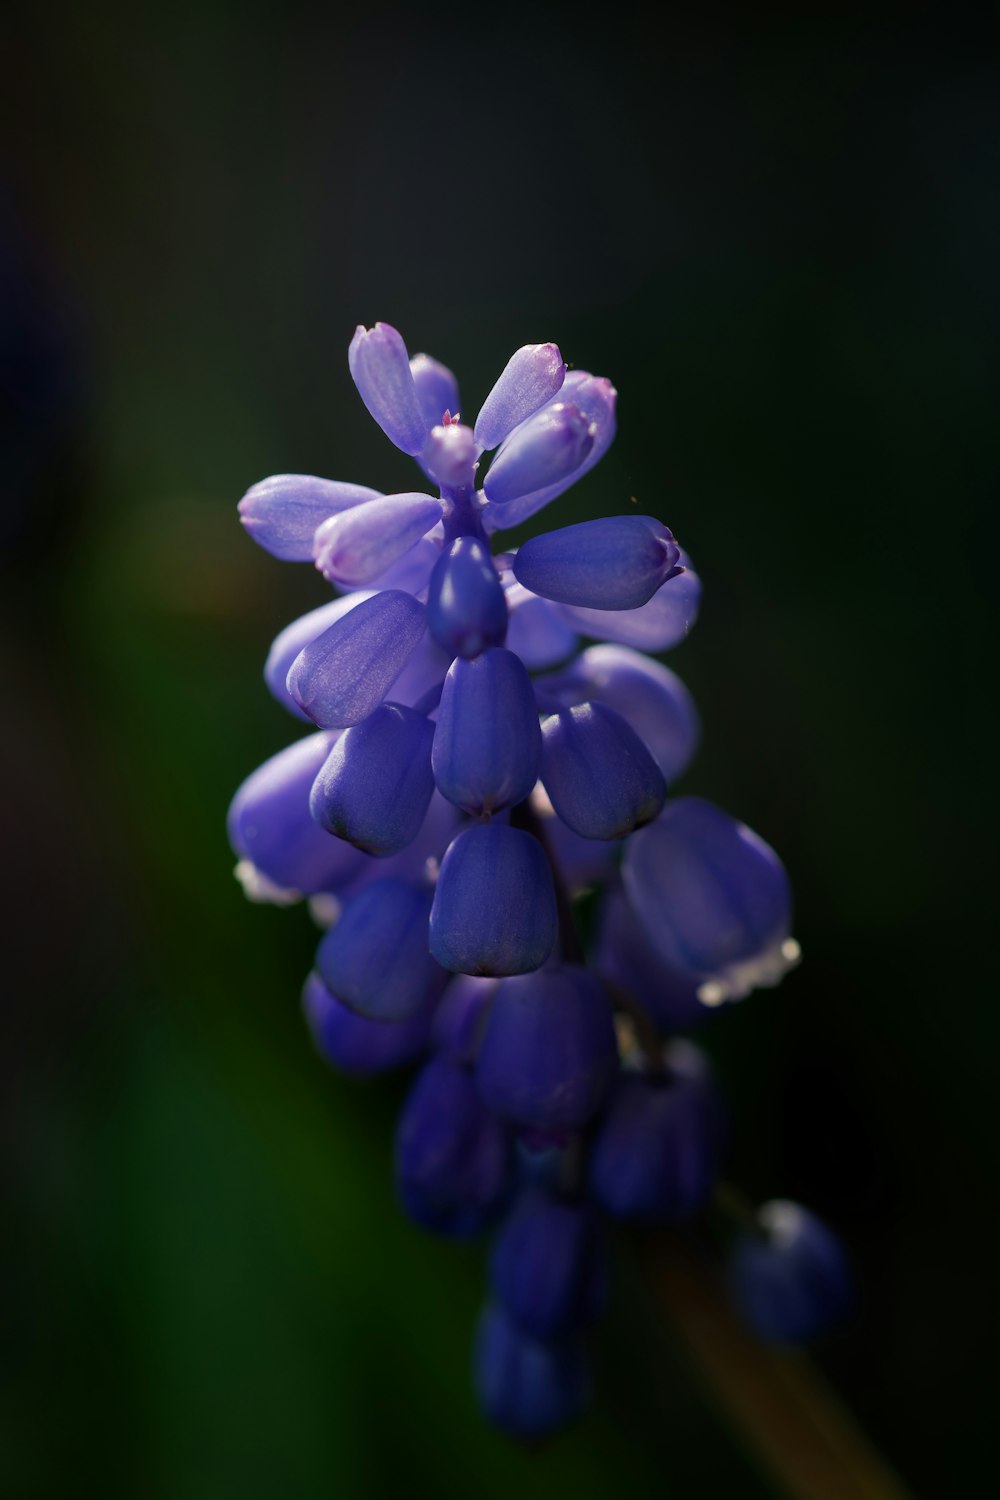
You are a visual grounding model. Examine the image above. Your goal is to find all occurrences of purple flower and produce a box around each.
[229,321,827,1440]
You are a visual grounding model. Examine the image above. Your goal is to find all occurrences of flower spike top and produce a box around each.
[229,321,841,1442]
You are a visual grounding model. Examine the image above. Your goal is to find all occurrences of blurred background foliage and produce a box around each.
[1,4,997,1495]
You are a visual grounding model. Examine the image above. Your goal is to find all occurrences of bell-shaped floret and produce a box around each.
[621,797,794,994]
[490,1191,608,1339]
[728,1200,854,1344]
[476,967,618,1132]
[227,732,361,896]
[483,402,594,506]
[265,593,375,720]
[409,352,460,431]
[312,492,443,587]
[540,702,666,841]
[552,645,699,783]
[348,322,427,455]
[310,703,435,856]
[513,516,680,611]
[504,586,577,668]
[555,556,701,650]
[483,372,617,531]
[287,589,427,728]
[432,649,541,816]
[429,824,556,976]
[595,886,708,1033]
[589,1045,722,1221]
[395,1055,511,1238]
[473,1305,589,1439]
[238,474,381,560]
[302,971,431,1076]
[474,343,566,451]
[426,536,507,658]
[316,877,442,1021]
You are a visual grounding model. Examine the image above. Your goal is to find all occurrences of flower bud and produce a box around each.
[429,824,556,976]
[728,1201,854,1344]
[421,422,481,488]
[622,797,793,991]
[396,1056,511,1238]
[554,645,700,782]
[589,1048,722,1221]
[474,1305,589,1438]
[474,342,565,451]
[312,492,442,587]
[540,702,666,840]
[287,589,426,728]
[476,967,618,1132]
[316,877,442,1021]
[227,732,361,896]
[348,322,428,454]
[513,516,681,611]
[238,475,382,560]
[426,536,507,658]
[483,402,594,505]
[302,971,431,1076]
[556,555,701,651]
[310,703,435,856]
[432,649,541,816]
[490,1190,608,1339]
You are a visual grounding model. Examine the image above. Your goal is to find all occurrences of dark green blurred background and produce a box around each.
[2,5,997,1496]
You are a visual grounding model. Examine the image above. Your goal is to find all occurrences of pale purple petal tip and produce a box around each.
[349,322,428,455]
[474,343,566,451]
[238,475,382,560]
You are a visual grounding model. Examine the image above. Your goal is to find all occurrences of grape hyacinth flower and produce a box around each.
[230,322,849,1439]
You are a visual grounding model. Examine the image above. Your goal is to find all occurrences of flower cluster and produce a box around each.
[230,324,851,1437]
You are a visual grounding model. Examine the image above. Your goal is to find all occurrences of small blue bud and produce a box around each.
[473,1305,589,1438]
[429,824,557,976]
[483,402,594,506]
[227,732,361,896]
[238,474,381,561]
[476,967,618,1132]
[728,1200,854,1344]
[432,649,541,816]
[396,1055,511,1239]
[490,1190,608,1339]
[622,797,794,995]
[483,371,617,531]
[348,322,428,455]
[302,971,431,1076]
[556,554,701,651]
[474,342,566,452]
[540,702,666,840]
[310,703,435,856]
[265,594,375,721]
[316,877,442,1021]
[552,645,700,783]
[312,492,443,587]
[426,536,508,659]
[513,516,681,611]
[589,1046,723,1222]
[287,589,427,728]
